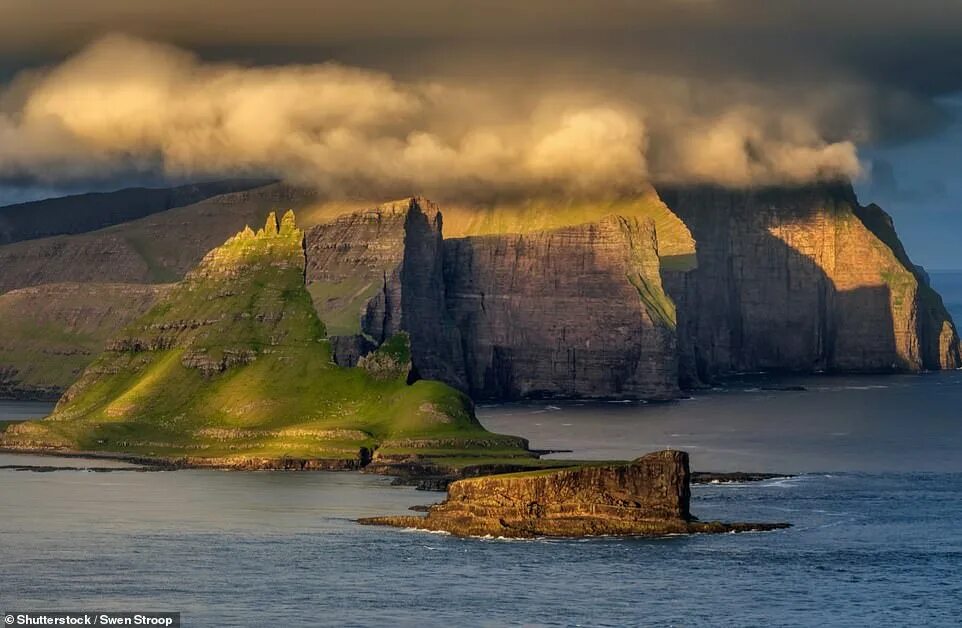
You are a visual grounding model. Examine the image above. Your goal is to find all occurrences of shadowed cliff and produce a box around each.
[0,180,958,401]
[658,183,961,385]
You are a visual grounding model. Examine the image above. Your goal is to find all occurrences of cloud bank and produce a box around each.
[0,35,870,198]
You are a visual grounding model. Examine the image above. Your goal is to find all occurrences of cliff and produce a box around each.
[360,450,789,538]
[304,198,467,386]
[443,215,679,399]
[299,188,960,398]
[658,183,961,384]
[0,212,531,467]
[305,200,678,399]
[0,180,958,402]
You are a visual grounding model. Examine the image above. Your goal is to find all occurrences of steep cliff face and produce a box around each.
[304,198,467,385]
[1,212,528,466]
[304,202,408,342]
[443,215,679,399]
[658,183,961,383]
[360,450,789,538]
[853,203,962,370]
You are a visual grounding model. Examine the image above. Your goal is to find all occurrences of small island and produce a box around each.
[360,450,790,538]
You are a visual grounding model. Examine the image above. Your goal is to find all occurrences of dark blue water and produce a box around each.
[3,374,962,627]
[2,462,960,627]
[1,273,961,627]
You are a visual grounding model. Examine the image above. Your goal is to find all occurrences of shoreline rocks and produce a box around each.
[359,450,790,538]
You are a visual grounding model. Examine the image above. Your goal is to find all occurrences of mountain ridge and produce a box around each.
[0,211,532,468]
[0,180,958,401]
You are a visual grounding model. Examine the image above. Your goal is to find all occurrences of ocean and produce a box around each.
[1,271,960,627]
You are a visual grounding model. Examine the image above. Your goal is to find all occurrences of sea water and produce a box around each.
[1,272,961,627]
[3,371,961,627]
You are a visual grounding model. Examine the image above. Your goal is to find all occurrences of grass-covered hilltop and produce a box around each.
[0,211,531,469]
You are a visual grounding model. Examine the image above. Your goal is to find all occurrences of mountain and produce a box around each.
[0,283,169,399]
[0,212,530,467]
[658,183,961,384]
[0,179,958,401]
[0,179,272,246]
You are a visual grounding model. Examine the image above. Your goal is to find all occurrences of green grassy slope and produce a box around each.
[0,283,169,398]
[1,212,529,464]
[439,189,698,269]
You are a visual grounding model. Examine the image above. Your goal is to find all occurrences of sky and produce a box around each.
[0,0,960,267]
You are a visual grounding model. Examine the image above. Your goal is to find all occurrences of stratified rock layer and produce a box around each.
[360,450,789,538]
[304,198,466,385]
[1,212,529,467]
[443,215,678,399]
[659,184,961,384]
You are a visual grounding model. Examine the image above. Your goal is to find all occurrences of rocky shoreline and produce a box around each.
[2,446,793,539]
[0,446,792,487]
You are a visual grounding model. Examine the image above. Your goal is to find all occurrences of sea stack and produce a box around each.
[360,450,790,538]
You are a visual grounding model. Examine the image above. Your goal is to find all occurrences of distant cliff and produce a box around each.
[658,183,961,384]
[443,215,678,399]
[0,181,958,401]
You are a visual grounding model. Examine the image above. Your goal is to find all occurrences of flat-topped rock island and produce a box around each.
[360,450,790,538]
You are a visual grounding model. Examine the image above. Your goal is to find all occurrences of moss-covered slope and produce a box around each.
[0,211,529,466]
[0,283,169,399]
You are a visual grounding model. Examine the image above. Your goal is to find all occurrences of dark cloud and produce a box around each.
[4,2,961,85]
[0,1,960,195]
[3,1,960,144]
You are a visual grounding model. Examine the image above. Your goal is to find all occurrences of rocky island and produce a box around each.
[0,211,535,471]
[360,450,790,538]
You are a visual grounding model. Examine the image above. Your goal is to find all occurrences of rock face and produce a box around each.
[658,184,961,384]
[304,198,467,385]
[304,187,960,399]
[1,212,530,468]
[304,201,409,342]
[306,203,678,399]
[360,450,789,538]
[443,215,678,399]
